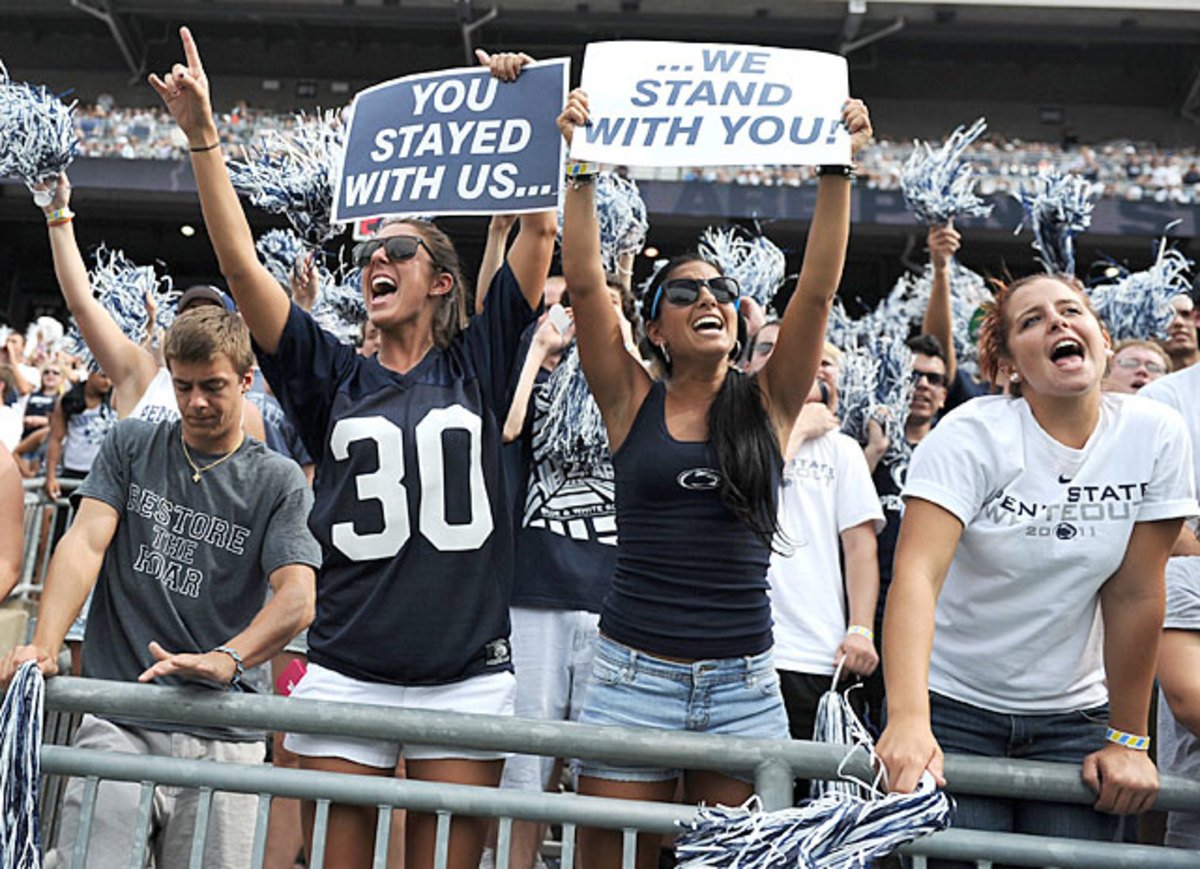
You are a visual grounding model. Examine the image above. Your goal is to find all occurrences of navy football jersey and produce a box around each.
[258,264,538,685]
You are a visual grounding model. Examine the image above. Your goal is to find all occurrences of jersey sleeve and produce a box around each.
[1138,405,1199,523]
[255,304,360,464]
[456,262,541,413]
[903,405,999,527]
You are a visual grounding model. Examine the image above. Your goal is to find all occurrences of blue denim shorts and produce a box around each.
[573,635,789,782]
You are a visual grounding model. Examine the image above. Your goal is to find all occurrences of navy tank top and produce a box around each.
[600,380,775,659]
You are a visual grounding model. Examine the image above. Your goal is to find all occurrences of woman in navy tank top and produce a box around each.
[559,90,873,867]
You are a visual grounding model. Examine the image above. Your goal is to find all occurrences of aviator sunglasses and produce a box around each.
[351,235,444,271]
[647,276,741,321]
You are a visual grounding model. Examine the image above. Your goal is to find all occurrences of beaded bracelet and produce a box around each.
[212,645,245,686]
[847,624,874,642]
[1106,727,1150,751]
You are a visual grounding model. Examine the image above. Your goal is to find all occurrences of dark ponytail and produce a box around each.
[708,367,786,552]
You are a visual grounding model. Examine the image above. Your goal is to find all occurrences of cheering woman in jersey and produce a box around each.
[152,29,556,869]
[558,91,872,867]
[877,273,1197,861]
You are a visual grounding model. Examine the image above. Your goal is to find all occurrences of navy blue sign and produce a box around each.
[333,59,568,222]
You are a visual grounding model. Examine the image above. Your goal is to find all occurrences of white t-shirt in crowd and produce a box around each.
[1141,363,1200,506]
[904,393,1197,713]
[127,367,181,424]
[769,430,884,676]
[1158,556,1200,850]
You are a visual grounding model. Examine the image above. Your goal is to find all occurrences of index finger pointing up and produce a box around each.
[181,26,205,75]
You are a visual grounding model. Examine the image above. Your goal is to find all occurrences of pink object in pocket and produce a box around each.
[276,658,308,697]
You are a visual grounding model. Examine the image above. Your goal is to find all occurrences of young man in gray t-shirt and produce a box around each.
[0,305,321,866]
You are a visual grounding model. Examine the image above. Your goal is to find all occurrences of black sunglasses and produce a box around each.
[910,369,947,388]
[648,277,741,320]
[351,236,443,271]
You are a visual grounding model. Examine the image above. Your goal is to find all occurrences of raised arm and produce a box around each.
[150,28,291,352]
[476,214,517,314]
[759,100,872,431]
[558,90,651,450]
[0,498,118,686]
[502,316,572,443]
[876,496,962,793]
[921,223,961,382]
[43,400,67,501]
[1082,517,1179,814]
[472,50,557,309]
[40,176,159,415]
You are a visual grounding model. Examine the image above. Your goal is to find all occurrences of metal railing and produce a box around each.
[14,477,81,603]
[35,677,1200,869]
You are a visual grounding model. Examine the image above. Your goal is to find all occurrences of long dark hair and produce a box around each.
[643,254,785,550]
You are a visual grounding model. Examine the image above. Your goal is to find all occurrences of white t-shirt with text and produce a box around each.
[904,394,1197,713]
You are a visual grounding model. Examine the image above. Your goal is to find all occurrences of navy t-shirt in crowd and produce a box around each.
[257,263,538,685]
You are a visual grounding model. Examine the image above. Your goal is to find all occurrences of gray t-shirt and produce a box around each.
[1159,556,1200,849]
[76,418,321,740]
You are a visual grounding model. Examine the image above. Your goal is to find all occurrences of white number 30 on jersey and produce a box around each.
[328,407,493,560]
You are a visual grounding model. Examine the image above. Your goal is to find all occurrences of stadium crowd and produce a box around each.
[1,30,1199,869]
[72,97,1200,203]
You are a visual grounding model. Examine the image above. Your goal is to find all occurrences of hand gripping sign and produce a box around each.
[570,42,850,168]
[333,58,568,222]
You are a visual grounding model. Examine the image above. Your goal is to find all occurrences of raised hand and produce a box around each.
[33,172,71,214]
[843,98,873,159]
[928,222,962,270]
[558,89,589,148]
[474,48,534,82]
[148,27,217,146]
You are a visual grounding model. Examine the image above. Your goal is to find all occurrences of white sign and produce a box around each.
[570,41,851,168]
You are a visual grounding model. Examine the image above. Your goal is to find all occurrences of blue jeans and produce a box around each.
[574,635,788,782]
[928,691,1118,869]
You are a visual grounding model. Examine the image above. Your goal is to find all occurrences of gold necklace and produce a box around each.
[181,428,244,483]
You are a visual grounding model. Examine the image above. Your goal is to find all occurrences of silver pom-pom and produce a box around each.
[699,225,787,307]
[1089,244,1194,342]
[1017,169,1100,275]
[0,79,79,203]
[65,246,175,369]
[228,109,347,246]
[900,118,992,226]
[596,172,649,273]
[538,343,610,474]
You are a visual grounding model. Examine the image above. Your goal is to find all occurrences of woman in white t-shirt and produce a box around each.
[877,273,1197,857]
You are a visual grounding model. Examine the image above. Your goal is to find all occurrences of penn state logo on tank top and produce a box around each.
[676,467,721,491]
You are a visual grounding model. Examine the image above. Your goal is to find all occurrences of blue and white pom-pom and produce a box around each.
[837,336,913,455]
[596,172,649,274]
[882,261,992,378]
[556,172,649,275]
[1088,244,1194,342]
[311,260,366,345]
[66,246,175,367]
[0,661,45,869]
[1017,169,1100,276]
[811,663,878,801]
[228,109,346,246]
[539,343,610,474]
[900,118,992,227]
[0,78,79,206]
[255,228,311,294]
[700,225,787,308]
